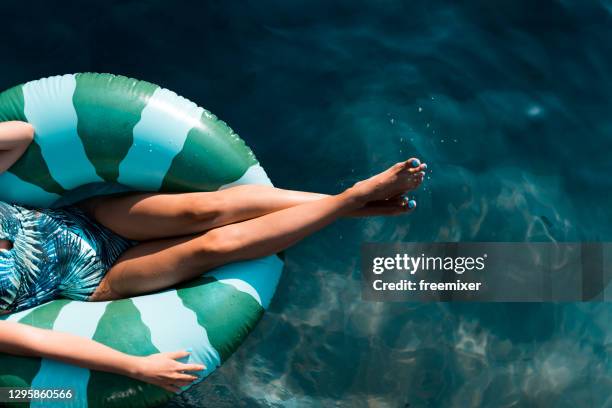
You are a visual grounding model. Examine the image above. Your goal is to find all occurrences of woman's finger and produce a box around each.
[173,373,199,382]
[173,380,194,388]
[179,363,206,372]
[164,350,190,360]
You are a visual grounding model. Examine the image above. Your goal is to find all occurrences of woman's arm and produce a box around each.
[0,321,205,393]
[0,121,34,173]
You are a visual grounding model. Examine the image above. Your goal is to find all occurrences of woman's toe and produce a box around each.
[409,162,427,174]
[395,197,416,214]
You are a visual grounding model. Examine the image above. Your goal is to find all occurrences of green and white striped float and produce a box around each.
[0,73,283,407]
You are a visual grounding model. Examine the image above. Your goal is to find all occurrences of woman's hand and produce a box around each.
[128,351,205,393]
[0,121,34,173]
[1,321,205,393]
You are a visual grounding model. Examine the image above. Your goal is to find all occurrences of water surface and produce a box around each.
[1,1,611,406]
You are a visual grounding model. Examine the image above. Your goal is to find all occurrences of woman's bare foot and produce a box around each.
[346,158,426,214]
[351,195,417,217]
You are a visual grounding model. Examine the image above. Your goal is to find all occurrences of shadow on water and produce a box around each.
[2,0,612,406]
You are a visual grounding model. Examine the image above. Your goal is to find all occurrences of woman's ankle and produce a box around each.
[338,188,368,210]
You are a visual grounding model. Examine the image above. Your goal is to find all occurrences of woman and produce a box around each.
[0,120,426,391]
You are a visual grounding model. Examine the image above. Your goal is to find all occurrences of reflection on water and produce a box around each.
[1,0,612,406]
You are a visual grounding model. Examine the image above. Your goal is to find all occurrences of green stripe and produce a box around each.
[161,112,258,192]
[73,73,158,183]
[18,299,70,329]
[8,143,66,195]
[0,300,69,392]
[0,84,27,122]
[87,299,170,408]
[176,277,264,361]
[0,83,65,195]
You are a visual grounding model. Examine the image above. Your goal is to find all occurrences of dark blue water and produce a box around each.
[2,1,612,406]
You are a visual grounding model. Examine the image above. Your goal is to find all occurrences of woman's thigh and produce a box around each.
[90,231,223,301]
[78,192,220,241]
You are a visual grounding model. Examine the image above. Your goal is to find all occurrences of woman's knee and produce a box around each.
[197,226,244,258]
[89,276,124,301]
[180,193,223,224]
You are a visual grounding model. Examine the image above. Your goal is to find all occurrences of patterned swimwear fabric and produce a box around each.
[0,201,134,313]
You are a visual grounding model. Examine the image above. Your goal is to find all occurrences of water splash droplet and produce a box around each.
[527,105,542,117]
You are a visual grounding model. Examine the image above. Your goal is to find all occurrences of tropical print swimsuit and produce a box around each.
[0,201,134,313]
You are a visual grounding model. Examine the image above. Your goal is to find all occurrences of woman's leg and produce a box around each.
[80,160,426,241]
[91,159,422,300]
[79,185,327,241]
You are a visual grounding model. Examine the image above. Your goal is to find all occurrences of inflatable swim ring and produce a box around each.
[0,73,284,407]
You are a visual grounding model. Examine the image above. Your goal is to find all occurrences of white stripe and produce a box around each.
[30,301,109,408]
[0,172,61,207]
[23,74,103,190]
[118,88,203,190]
[210,255,284,309]
[131,290,221,390]
[219,164,273,190]
[214,277,262,305]
[218,168,281,308]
